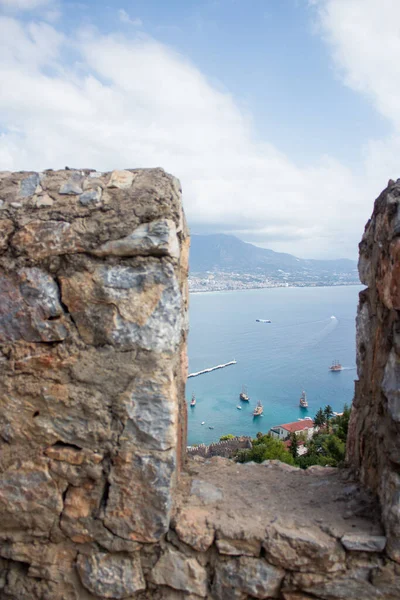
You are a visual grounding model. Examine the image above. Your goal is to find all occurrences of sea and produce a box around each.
[186,285,363,446]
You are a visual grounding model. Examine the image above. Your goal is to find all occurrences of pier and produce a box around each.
[188,360,237,378]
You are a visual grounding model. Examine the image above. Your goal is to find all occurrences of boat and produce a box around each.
[236,405,242,410]
[253,400,263,417]
[209,426,214,430]
[239,385,250,402]
[329,360,343,372]
[256,319,271,323]
[190,392,196,407]
[201,421,205,425]
[299,390,308,408]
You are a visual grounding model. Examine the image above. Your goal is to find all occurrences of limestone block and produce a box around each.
[341,534,387,552]
[12,220,82,259]
[263,521,345,573]
[34,193,54,208]
[0,268,68,342]
[107,169,135,189]
[382,350,400,422]
[79,186,102,205]
[0,219,14,252]
[150,546,208,597]
[77,551,145,598]
[190,479,223,504]
[60,262,182,352]
[19,173,40,197]
[91,218,180,259]
[212,556,284,600]
[105,448,176,543]
[289,571,383,600]
[0,461,63,536]
[173,507,215,552]
[59,173,83,195]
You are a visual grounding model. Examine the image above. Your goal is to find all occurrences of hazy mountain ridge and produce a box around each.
[190,234,357,276]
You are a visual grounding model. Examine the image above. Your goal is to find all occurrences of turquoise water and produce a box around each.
[186,285,362,445]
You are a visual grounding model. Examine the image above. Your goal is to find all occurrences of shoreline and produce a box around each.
[189,282,362,295]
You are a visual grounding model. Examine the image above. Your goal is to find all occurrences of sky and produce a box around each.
[0,0,398,259]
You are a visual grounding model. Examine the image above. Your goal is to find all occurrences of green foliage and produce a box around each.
[289,432,299,459]
[296,404,351,469]
[236,434,295,466]
[220,434,235,441]
[314,408,325,427]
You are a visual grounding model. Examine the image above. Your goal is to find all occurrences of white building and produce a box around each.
[269,418,316,441]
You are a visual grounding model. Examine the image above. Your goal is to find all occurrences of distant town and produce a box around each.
[189,270,360,293]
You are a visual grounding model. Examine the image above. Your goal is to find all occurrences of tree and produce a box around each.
[289,432,299,459]
[314,408,326,427]
[236,434,295,466]
[220,434,235,441]
[324,405,334,433]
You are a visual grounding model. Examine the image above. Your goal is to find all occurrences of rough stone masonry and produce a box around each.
[0,168,398,599]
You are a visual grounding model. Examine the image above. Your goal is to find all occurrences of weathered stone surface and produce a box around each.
[107,169,135,189]
[0,461,62,536]
[34,193,54,207]
[19,173,40,197]
[263,521,345,573]
[288,571,385,600]
[216,537,261,556]
[59,173,83,195]
[212,556,284,600]
[341,534,387,552]
[349,179,400,564]
[77,552,146,598]
[173,507,215,552]
[382,350,400,422]
[190,479,223,504]
[79,186,102,205]
[92,218,180,259]
[60,262,183,352]
[0,218,14,253]
[104,449,176,543]
[12,220,82,259]
[0,268,68,342]
[0,167,189,598]
[150,546,208,597]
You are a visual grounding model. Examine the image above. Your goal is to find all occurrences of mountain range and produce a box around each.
[189,234,358,283]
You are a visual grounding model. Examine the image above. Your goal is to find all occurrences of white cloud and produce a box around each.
[0,0,52,10]
[118,9,142,27]
[0,9,395,259]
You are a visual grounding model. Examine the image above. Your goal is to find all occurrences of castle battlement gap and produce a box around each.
[0,168,398,599]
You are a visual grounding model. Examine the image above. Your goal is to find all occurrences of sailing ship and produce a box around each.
[329,360,343,372]
[299,390,308,408]
[253,400,263,417]
[239,385,250,402]
[190,393,196,407]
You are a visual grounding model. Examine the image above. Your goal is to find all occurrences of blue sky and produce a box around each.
[0,0,398,258]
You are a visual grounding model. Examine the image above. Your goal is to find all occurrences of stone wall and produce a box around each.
[0,169,398,599]
[0,167,189,598]
[348,178,400,564]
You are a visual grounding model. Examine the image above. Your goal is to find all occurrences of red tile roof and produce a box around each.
[277,419,315,433]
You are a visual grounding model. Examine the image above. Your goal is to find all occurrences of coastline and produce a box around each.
[189,282,362,295]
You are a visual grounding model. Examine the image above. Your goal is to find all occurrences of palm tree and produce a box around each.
[324,405,334,433]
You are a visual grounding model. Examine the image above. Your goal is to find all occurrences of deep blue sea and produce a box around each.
[186,285,362,446]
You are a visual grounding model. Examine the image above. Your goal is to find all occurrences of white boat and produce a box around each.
[299,390,308,408]
[237,405,242,410]
[201,421,205,425]
[256,319,271,323]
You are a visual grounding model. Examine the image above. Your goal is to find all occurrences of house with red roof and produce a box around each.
[269,418,316,441]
